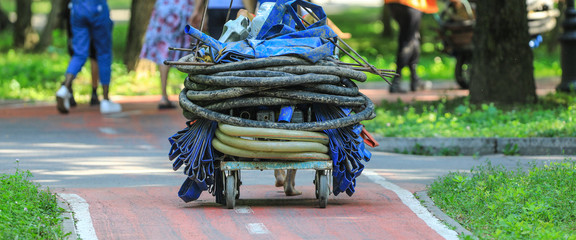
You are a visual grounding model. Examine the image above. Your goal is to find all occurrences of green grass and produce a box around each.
[0,166,69,239]
[427,160,576,239]
[364,93,576,137]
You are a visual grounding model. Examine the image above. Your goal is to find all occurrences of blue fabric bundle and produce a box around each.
[168,119,218,202]
[184,0,338,64]
[313,104,372,196]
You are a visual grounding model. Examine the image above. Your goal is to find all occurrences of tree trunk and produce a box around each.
[34,0,66,52]
[124,0,155,72]
[0,2,12,32]
[14,0,33,49]
[469,0,537,104]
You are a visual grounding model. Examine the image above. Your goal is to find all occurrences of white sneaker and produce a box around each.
[56,85,71,114]
[100,99,122,114]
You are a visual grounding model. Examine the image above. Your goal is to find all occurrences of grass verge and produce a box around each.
[364,93,576,137]
[0,167,69,239]
[427,160,576,240]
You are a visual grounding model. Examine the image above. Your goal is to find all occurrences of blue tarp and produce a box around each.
[313,105,372,196]
[184,0,338,63]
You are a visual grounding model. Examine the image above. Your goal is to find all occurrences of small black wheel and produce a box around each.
[318,174,328,208]
[235,171,241,200]
[455,52,472,89]
[214,168,225,205]
[314,171,321,199]
[225,175,236,209]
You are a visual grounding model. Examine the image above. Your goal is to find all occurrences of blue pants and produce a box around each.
[66,0,113,85]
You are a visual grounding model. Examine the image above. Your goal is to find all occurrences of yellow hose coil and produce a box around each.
[212,138,331,161]
[215,129,329,153]
[218,124,329,144]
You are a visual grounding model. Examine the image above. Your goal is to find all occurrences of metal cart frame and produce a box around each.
[220,160,333,209]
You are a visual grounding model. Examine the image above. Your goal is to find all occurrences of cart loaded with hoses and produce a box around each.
[165,0,392,208]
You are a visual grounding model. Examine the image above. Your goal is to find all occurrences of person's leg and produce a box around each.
[274,169,286,187]
[91,4,121,113]
[90,58,100,105]
[91,20,112,100]
[283,169,301,196]
[57,5,90,114]
[403,8,424,91]
[388,4,412,93]
[158,64,175,109]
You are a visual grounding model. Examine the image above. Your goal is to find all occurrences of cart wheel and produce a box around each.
[214,168,225,205]
[314,171,320,199]
[235,170,241,200]
[318,174,328,208]
[226,175,236,209]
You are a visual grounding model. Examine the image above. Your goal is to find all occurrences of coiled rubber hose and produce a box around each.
[213,125,331,161]
[218,124,329,144]
[215,129,329,153]
[177,55,376,131]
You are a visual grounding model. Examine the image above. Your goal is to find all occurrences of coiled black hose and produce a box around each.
[177,55,376,131]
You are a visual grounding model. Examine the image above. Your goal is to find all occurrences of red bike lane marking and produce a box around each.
[65,183,444,240]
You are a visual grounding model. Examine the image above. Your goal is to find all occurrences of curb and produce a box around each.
[57,195,79,240]
[415,191,478,240]
[371,136,576,156]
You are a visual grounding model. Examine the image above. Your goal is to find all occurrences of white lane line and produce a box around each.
[363,170,459,240]
[98,127,117,135]
[58,193,98,240]
[235,206,254,214]
[237,207,267,235]
[246,223,270,235]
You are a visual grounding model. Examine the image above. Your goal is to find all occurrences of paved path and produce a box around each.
[0,80,569,239]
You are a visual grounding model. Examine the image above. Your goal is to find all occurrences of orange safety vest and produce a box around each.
[384,0,439,14]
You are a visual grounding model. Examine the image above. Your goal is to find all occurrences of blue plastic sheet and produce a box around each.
[313,104,371,196]
[169,119,218,202]
[184,0,338,63]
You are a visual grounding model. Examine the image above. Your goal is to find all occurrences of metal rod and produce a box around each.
[193,0,211,59]
[297,15,312,26]
[351,68,398,77]
[335,62,363,67]
[327,38,391,84]
[299,6,393,83]
[301,6,319,22]
[225,0,234,23]
[169,47,194,52]
[351,67,397,74]
[164,60,215,66]
[327,38,363,66]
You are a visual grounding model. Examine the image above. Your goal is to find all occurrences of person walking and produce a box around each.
[63,0,101,107]
[385,0,438,93]
[56,0,121,114]
[140,0,196,109]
